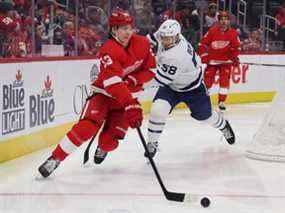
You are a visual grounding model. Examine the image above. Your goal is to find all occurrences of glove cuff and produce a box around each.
[126,75,137,86]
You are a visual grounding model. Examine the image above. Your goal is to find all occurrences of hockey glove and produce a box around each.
[124,98,143,128]
[124,76,143,93]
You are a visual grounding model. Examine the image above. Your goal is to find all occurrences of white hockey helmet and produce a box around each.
[158,19,181,38]
[158,19,181,49]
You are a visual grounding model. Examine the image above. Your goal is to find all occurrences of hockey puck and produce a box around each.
[200,197,210,208]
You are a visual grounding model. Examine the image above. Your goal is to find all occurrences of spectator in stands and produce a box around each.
[241,29,262,52]
[276,2,285,49]
[8,28,31,57]
[204,3,218,30]
[116,0,131,10]
[0,2,20,57]
[63,21,75,56]
[135,0,155,35]
[76,23,99,55]
[35,23,49,54]
[13,0,30,17]
[5,8,32,57]
[160,1,178,23]
[53,25,64,45]
[151,0,168,27]
[86,5,107,30]
[54,8,67,28]
[176,0,200,47]
[85,24,104,54]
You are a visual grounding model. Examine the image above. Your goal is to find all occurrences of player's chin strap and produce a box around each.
[110,32,129,47]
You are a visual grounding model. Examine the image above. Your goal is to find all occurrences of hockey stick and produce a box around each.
[240,62,285,67]
[137,127,202,203]
[83,135,96,164]
[209,59,285,67]
[81,93,98,164]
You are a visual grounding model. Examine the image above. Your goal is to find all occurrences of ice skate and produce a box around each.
[144,141,158,158]
[38,156,60,178]
[94,146,108,164]
[218,102,226,111]
[220,120,235,144]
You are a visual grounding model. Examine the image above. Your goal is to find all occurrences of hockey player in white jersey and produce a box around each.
[145,19,235,158]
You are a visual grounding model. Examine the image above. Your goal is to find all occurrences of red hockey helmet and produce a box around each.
[108,9,133,27]
[218,11,230,20]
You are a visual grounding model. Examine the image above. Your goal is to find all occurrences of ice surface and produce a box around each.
[1,103,285,213]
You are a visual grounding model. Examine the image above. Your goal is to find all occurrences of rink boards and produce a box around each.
[0,54,284,163]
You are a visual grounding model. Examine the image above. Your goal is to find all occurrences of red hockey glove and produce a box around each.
[124,75,143,93]
[124,98,143,128]
[231,57,240,67]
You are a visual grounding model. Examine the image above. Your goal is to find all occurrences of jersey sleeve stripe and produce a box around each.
[148,128,163,133]
[154,76,169,87]
[59,135,79,154]
[157,70,173,81]
[149,120,165,125]
[103,76,122,88]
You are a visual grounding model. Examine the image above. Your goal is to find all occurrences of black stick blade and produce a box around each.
[83,144,91,164]
[165,191,185,202]
[83,135,96,164]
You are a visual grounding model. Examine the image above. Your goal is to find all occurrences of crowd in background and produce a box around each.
[0,0,285,58]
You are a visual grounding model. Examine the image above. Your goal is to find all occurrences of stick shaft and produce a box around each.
[136,128,185,202]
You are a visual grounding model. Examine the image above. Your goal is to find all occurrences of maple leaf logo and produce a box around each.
[16,70,22,81]
[41,75,53,98]
[13,70,24,87]
[44,75,52,91]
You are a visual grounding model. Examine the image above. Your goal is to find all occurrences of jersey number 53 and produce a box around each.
[100,55,113,68]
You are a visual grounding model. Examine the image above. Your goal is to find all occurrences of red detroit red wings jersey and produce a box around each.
[93,34,156,95]
[0,15,19,32]
[198,25,241,61]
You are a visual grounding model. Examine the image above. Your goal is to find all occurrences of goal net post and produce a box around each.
[246,86,285,162]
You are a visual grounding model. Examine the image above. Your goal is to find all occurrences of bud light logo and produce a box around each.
[29,75,55,127]
[2,70,25,135]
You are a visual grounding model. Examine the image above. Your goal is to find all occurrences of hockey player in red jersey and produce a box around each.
[38,9,156,178]
[198,11,241,111]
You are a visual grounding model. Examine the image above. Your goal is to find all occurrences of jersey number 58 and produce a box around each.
[161,64,177,75]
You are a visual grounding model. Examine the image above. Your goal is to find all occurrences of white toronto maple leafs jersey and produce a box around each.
[148,32,203,92]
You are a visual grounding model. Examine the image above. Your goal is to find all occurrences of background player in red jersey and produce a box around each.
[38,9,156,178]
[198,11,241,111]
